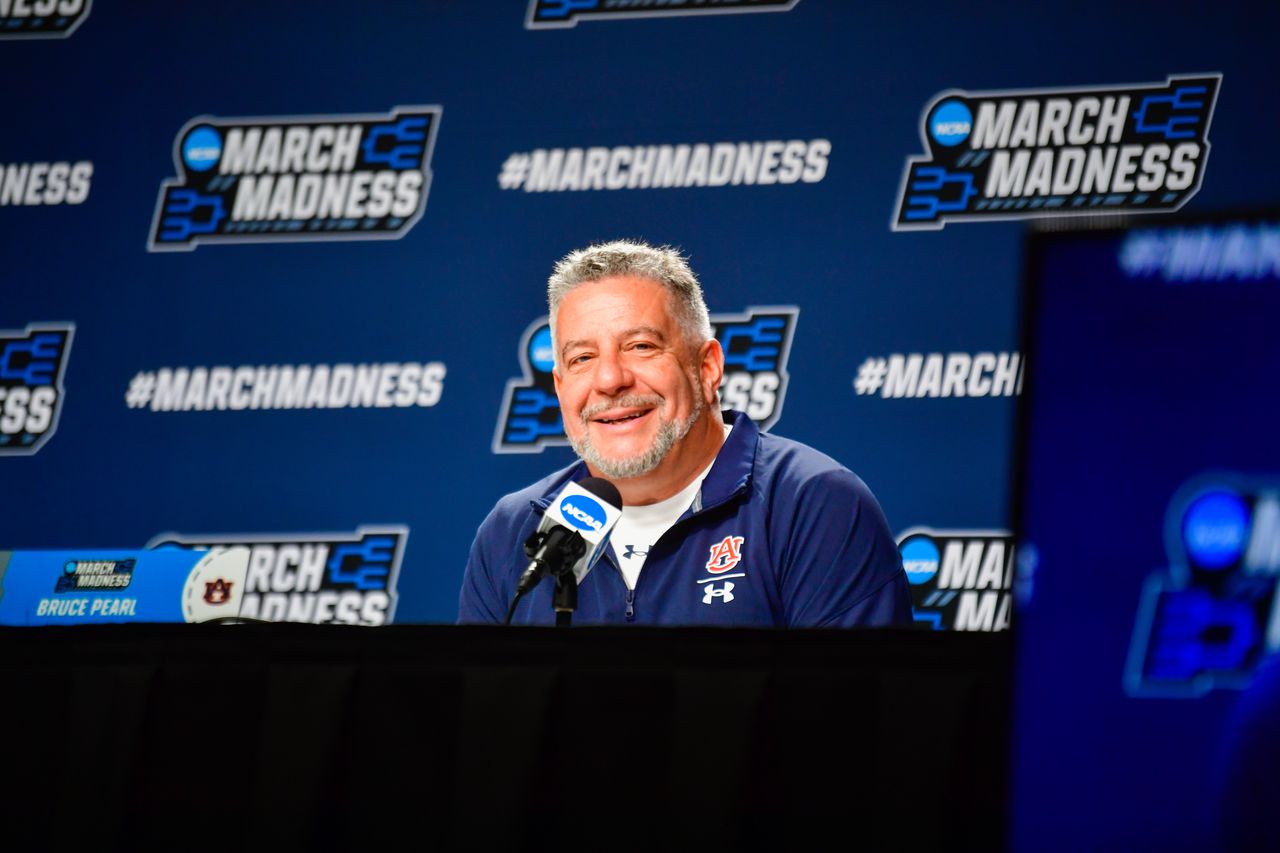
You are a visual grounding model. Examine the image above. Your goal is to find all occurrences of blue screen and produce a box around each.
[1012,214,1280,850]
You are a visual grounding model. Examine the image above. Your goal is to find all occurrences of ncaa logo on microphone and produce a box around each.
[560,495,606,532]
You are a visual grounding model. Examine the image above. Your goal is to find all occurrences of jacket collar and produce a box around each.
[532,409,758,513]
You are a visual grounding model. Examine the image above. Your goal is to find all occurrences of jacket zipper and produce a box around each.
[601,549,637,623]
[613,481,750,624]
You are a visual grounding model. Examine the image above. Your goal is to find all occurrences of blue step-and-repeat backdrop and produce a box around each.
[3,1,1277,625]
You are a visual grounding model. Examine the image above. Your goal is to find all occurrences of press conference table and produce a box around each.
[1,624,1008,852]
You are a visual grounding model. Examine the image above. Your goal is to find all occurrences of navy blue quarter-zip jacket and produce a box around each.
[458,411,911,628]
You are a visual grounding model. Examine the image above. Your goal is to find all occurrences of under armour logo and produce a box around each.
[702,581,735,605]
[622,544,648,560]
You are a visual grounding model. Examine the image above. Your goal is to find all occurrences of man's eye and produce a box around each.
[568,353,593,366]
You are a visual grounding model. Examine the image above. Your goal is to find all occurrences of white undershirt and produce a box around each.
[609,422,732,589]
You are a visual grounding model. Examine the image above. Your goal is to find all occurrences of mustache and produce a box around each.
[579,395,665,425]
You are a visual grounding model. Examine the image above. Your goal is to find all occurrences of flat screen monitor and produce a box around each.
[1012,211,1280,850]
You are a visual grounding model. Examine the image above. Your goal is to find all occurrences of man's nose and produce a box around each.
[591,348,633,396]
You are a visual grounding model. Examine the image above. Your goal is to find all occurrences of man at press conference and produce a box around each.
[458,239,911,627]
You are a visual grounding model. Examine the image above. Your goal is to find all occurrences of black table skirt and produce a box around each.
[1,624,1010,852]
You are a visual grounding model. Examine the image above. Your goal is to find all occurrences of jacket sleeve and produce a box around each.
[457,503,515,624]
[775,469,913,628]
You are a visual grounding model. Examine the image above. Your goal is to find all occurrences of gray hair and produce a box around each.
[547,240,713,369]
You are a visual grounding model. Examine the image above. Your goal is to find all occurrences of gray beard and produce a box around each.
[570,391,705,480]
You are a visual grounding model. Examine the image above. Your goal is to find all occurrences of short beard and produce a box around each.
[570,390,705,480]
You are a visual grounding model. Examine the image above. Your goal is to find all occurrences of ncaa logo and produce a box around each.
[182,126,223,172]
[560,495,605,532]
[900,535,940,585]
[1179,488,1249,571]
[1126,475,1280,698]
[928,100,973,147]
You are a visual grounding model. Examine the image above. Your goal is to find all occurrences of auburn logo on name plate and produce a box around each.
[203,578,235,605]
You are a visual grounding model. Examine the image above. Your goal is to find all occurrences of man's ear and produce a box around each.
[698,337,724,404]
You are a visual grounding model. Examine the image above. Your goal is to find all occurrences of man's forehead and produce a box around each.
[557,277,677,327]
[566,274,669,303]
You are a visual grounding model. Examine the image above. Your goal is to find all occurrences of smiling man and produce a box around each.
[459,240,911,627]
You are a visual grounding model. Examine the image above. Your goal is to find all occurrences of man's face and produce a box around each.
[553,275,716,480]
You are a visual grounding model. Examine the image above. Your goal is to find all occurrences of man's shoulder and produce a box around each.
[709,411,878,509]
[482,459,583,526]
[754,428,860,487]
[749,427,888,525]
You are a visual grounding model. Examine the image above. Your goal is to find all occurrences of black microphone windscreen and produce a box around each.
[577,476,622,510]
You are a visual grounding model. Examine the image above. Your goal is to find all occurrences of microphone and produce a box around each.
[516,524,585,596]
[515,477,624,596]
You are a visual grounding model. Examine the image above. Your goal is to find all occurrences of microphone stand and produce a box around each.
[505,527,585,626]
[552,567,577,627]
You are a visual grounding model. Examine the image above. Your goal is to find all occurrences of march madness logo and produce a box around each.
[0,323,74,456]
[897,528,1013,631]
[148,527,408,625]
[893,74,1220,230]
[0,0,91,38]
[493,307,797,453]
[1126,476,1280,698]
[526,0,799,29]
[54,559,133,593]
[148,106,441,251]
